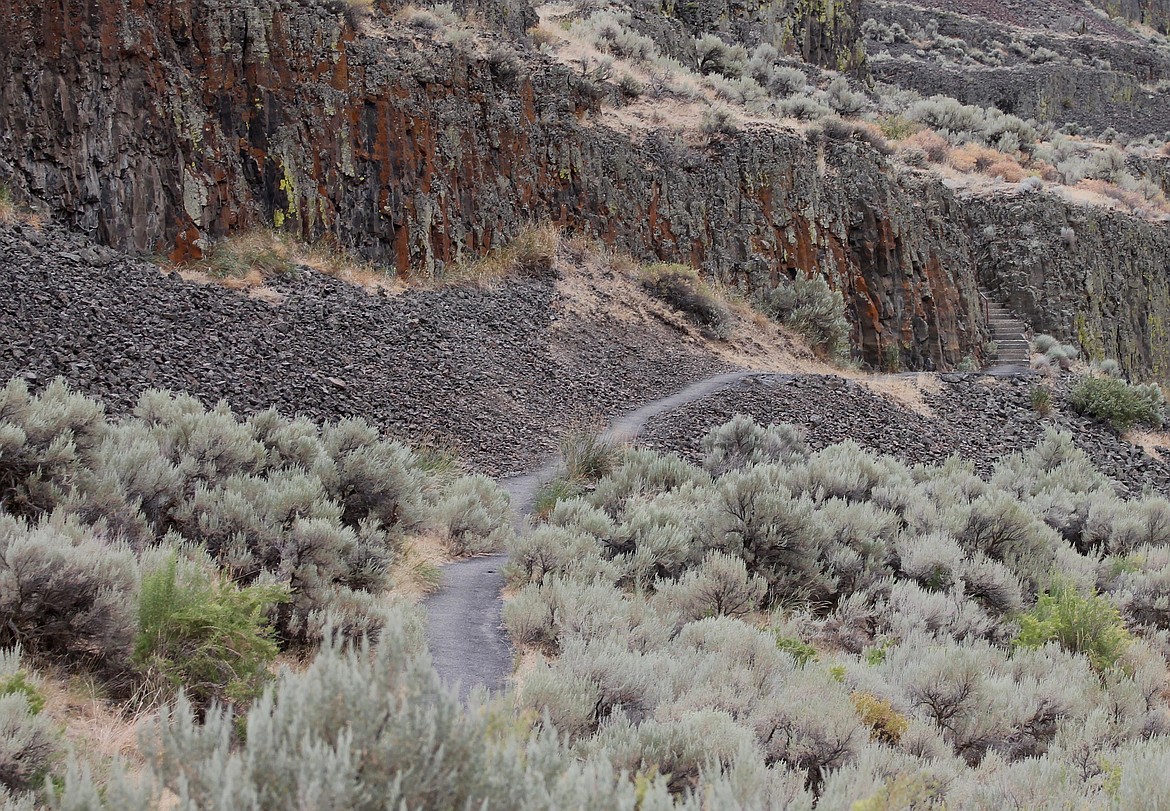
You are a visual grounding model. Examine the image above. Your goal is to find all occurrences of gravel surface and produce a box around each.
[0,221,728,474]
[639,373,1170,496]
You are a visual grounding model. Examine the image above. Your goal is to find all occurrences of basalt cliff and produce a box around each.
[3,0,1170,380]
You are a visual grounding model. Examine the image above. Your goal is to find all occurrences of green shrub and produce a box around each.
[825,77,866,116]
[0,693,55,794]
[532,476,584,520]
[876,114,919,140]
[1032,334,1058,354]
[56,616,716,811]
[640,265,733,340]
[700,107,739,136]
[764,276,850,360]
[694,33,747,78]
[432,475,513,556]
[656,551,766,621]
[1029,386,1053,416]
[700,414,808,475]
[1069,376,1164,431]
[774,634,818,666]
[1014,579,1130,671]
[133,555,288,710]
[0,673,43,718]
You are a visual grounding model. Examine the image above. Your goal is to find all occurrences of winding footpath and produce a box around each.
[422,370,776,699]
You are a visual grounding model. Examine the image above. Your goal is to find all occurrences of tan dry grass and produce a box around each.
[1127,430,1170,460]
[390,531,452,601]
[899,130,950,163]
[436,222,560,288]
[169,229,403,298]
[35,671,152,776]
[509,648,548,695]
[856,373,942,417]
[946,143,1008,174]
[0,186,44,229]
[0,189,16,225]
[548,236,836,376]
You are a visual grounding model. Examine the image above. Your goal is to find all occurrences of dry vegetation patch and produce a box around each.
[167,229,403,298]
[390,532,451,600]
[1127,429,1170,460]
[857,373,943,416]
[35,674,150,774]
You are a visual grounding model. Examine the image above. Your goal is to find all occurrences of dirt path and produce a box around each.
[423,370,775,699]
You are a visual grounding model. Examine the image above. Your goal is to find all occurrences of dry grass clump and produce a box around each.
[188,229,397,294]
[204,230,295,280]
[898,130,950,164]
[639,264,733,339]
[442,222,561,286]
[984,158,1026,183]
[0,185,42,229]
[1077,178,1170,216]
[945,143,1006,173]
[0,186,16,225]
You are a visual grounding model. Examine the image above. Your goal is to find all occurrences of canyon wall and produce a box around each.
[2,0,1169,381]
[966,194,1170,383]
[0,0,985,369]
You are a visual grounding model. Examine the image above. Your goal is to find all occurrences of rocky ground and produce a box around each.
[0,221,731,474]
[4,219,1168,495]
[885,0,1137,36]
[639,371,1170,496]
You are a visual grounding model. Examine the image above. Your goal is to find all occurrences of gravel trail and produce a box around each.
[423,370,772,699]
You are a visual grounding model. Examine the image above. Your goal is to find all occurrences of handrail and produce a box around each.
[978,290,991,324]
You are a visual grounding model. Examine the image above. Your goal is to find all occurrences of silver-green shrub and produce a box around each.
[0,516,136,671]
[701,414,808,475]
[0,649,54,794]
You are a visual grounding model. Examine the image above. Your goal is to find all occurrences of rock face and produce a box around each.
[966,193,1170,383]
[2,0,1170,381]
[0,0,987,369]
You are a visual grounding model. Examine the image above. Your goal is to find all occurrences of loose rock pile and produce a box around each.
[640,373,1170,496]
[5,221,1168,493]
[0,222,727,474]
